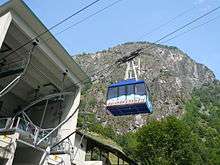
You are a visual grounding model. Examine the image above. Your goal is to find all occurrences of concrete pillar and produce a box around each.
[59,87,81,163]
[59,88,80,140]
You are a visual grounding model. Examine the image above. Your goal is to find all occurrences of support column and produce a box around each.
[90,149,93,160]
[59,87,81,164]
[59,87,81,143]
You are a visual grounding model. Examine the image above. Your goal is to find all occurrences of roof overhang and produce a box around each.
[76,130,137,164]
[0,0,90,87]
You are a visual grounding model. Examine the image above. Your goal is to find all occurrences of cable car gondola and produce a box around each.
[106,55,153,116]
[106,79,153,116]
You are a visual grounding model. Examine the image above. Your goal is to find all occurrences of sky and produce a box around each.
[0,0,220,79]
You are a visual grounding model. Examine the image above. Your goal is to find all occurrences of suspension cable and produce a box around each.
[0,0,102,61]
[161,15,220,44]
[138,5,197,40]
[116,6,220,65]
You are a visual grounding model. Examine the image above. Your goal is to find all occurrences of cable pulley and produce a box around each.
[115,48,143,66]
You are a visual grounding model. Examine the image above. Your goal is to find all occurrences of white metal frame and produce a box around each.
[124,57,141,80]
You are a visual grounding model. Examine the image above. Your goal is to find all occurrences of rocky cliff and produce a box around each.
[74,42,215,133]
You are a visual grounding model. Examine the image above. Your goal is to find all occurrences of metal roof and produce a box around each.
[109,79,145,88]
[0,0,90,86]
[76,130,137,164]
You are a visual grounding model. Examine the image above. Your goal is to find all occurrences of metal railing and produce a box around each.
[0,117,70,151]
[0,116,75,153]
[16,118,57,145]
[0,117,54,144]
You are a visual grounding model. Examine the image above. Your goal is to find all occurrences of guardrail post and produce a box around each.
[34,128,39,145]
[15,117,20,129]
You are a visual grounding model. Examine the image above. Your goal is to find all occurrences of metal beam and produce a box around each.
[15,92,74,115]
[40,99,48,128]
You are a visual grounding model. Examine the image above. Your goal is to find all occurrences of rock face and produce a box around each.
[74,42,215,133]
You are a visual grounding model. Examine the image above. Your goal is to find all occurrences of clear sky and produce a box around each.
[1,0,220,79]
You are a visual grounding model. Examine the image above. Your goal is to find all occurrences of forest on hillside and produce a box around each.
[78,81,220,164]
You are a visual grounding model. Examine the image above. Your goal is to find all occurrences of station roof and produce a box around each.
[0,0,90,86]
[76,130,137,164]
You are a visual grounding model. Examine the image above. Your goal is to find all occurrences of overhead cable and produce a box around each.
[161,15,220,43]
[154,6,220,43]
[138,6,197,40]
[120,5,220,63]
[52,0,124,39]
[0,0,102,61]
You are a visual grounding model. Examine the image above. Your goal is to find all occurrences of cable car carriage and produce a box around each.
[106,79,153,116]
[106,52,153,116]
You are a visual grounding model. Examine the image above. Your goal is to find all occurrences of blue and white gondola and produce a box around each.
[106,79,153,116]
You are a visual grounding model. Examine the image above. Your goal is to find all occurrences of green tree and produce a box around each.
[135,117,202,165]
[182,82,220,164]
[117,132,138,160]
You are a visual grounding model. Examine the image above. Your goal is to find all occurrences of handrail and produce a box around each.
[0,117,59,147]
[17,118,38,135]
[0,116,73,152]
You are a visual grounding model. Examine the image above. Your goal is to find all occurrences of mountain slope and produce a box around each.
[74,42,215,132]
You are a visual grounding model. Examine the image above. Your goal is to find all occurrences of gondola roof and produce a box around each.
[109,79,144,88]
